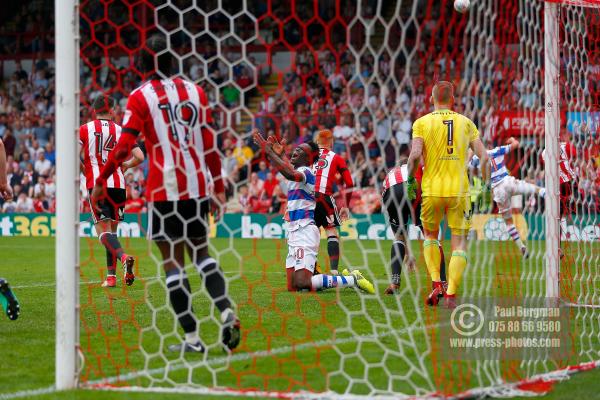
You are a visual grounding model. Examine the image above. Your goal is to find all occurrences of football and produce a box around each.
[454,0,470,13]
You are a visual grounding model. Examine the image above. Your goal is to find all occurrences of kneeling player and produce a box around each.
[470,137,545,258]
[381,164,446,295]
[253,131,374,294]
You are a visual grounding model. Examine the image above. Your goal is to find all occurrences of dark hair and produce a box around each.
[306,141,320,163]
[139,34,171,76]
[306,141,319,154]
[91,95,115,113]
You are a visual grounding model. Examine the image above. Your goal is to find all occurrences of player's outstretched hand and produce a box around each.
[90,183,105,213]
[0,182,13,201]
[406,176,417,201]
[479,183,492,213]
[212,192,226,222]
[339,207,350,222]
[252,129,267,149]
[269,135,287,157]
[404,254,417,272]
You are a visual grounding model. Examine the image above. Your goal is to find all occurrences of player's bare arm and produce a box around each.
[506,136,519,152]
[470,138,490,183]
[407,137,423,178]
[0,139,12,201]
[253,130,303,182]
[121,147,145,172]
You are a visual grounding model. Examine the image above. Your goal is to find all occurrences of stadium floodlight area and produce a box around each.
[54,0,600,397]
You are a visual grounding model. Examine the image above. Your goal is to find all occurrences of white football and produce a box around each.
[454,0,470,13]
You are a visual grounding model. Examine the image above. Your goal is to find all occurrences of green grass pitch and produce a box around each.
[1,236,599,399]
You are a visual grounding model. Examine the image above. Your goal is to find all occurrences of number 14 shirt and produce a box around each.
[79,119,125,190]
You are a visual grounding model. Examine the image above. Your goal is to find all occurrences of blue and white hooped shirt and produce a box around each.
[469,144,512,187]
[286,166,316,231]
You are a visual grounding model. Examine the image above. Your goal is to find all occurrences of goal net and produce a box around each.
[67,0,600,397]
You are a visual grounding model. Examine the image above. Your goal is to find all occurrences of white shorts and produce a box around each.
[493,176,539,213]
[286,223,320,273]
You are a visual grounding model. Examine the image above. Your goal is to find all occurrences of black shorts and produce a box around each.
[560,182,573,217]
[382,184,421,235]
[314,193,340,229]
[88,188,126,224]
[148,198,210,241]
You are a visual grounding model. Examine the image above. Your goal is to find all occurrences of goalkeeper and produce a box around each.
[407,81,489,308]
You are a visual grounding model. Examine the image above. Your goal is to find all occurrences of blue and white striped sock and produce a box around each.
[507,224,524,248]
[311,274,356,291]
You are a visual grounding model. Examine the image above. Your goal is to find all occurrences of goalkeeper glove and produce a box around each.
[479,183,492,213]
[406,176,417,201]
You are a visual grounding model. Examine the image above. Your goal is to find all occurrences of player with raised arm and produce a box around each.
[312,129,354,275]
[407,81,490,308]
[92,35,240,353]
[0,137,18,320]
[253,130,374,294]
[469,137,545,258]
[381,162,447,295]
[541,135,577,259]
[81,95,145,287]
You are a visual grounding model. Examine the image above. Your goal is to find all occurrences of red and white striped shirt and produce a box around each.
[79,119,125,190]
[312,148,353,203]
[542,142,576,184]
[382,164,424,195]
[122,77,218,202]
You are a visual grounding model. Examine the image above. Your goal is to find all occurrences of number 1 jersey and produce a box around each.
[412,109,479,197]
[79,119,125,190]
[122,77,215,202]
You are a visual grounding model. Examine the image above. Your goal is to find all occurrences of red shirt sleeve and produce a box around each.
[197,85,213,125]
[122,91,147,134]
[78,125,86,145]
[566,142,576,159]
[197,84,223,194]
[335,155,354,206]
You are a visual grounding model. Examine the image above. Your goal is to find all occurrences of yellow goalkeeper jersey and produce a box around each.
[412,109,479,197]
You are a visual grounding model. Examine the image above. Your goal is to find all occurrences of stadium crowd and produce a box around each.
[0,0,598,216]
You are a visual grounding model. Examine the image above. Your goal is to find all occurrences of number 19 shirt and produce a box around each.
[122,77,221,202]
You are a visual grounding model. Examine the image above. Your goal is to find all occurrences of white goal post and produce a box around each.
[55,0,80,390]
[544,1,561,300]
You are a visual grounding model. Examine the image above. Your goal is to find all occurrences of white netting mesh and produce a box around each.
[76,0,600,397]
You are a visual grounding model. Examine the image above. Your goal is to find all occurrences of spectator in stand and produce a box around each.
[124,188,145,214]
[15,192,33,212]
[256,160,269,181]
[33,118,51,147]
[235,184,251,214]
[393,106,412,149]
[33,191,49,213]
[44,142,55,165]
[2,197,16,212]
[222,84,240,107]
[34,152,52,177]
[375,108,393,165]
[20,174,33,198]
[17,150,31,171]
[333,114,354,155]
[248,172,265,199]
